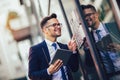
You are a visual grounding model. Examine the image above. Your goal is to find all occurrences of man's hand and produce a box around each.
[107,43,120,52]
[48,59,63,74]
[68,35,77,51]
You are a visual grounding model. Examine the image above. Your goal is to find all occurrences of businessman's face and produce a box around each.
[43,18,62,38]
[83,8,99,29]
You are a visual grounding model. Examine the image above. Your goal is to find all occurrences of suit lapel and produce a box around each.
[41,41,68,65]
[41,41,51,63]
[91,31,96,42]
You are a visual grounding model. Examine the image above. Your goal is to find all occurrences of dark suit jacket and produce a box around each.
[28,40,79,80]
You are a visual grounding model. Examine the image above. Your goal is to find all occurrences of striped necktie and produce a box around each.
[96,30,101,40]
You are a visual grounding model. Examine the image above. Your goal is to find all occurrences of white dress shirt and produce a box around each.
[45,39,68,80]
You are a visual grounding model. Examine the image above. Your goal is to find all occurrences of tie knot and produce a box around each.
[96,30,101,34]
[52,43,57,50]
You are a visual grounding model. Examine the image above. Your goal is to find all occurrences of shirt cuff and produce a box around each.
[47,68,50,75]
[73,51,77,54]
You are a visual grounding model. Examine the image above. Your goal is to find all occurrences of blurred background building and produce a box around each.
[0,0,119,80]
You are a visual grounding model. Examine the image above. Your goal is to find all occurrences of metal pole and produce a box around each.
[38,0,44,17]
[30,0,44,40]
[109,0,120,30]
[58,0,73,38]
[73,0,107,80]
[48,0,51,15]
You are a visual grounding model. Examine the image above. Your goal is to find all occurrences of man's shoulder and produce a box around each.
[31,40,46,50]
[57,42,68,49]
[104,22,120,43]
[104,22,118,28]
[104,22,119,33]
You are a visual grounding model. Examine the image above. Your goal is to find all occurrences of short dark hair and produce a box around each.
[40,13,57,28]
[81,4,97,12]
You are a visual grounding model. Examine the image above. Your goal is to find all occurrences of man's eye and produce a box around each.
[57,23,60,26]
[52,23,57,27]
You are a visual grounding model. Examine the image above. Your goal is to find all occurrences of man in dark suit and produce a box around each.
[28,13,79,80]
[81,4,120,80]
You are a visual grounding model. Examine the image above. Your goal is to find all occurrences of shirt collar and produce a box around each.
[45,39,57,46]
[93,22,104,33]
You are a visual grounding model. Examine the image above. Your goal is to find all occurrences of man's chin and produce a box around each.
[54,34,61,37]
[57,35,61,37]
[87,24,91,27]
[87,23,92,27]
[55,32,61,36]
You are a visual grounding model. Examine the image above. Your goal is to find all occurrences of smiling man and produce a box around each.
[28,13,79,80]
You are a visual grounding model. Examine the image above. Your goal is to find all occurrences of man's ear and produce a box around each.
[42,27,49,34]
[95,12,99,18]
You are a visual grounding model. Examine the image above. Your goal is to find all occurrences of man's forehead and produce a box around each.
[47,18,59,23]
[83,8,95,14]
[84,8,94,12]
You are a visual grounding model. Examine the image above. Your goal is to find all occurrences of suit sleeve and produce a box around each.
[28,47,52,80]
[68,49,79,72]
[84,47,94,67]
